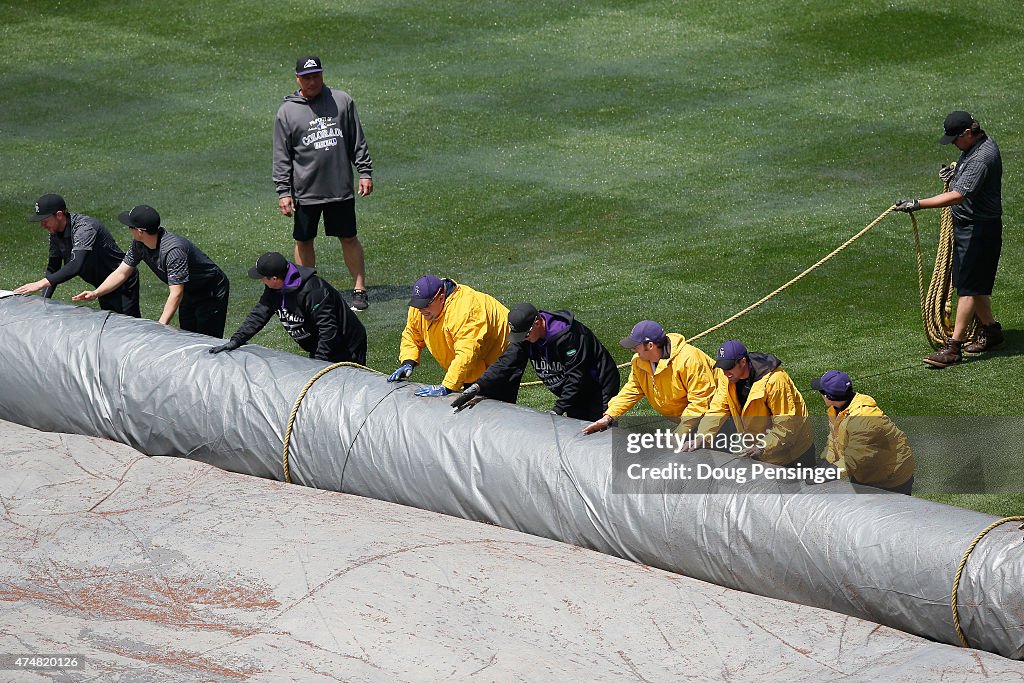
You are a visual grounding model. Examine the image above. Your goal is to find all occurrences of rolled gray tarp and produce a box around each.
[0,295,1021,660]
[7,419,1024,681]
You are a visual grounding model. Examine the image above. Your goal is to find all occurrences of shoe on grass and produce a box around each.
[350,289,369,311]
[964,322,1005,354]
[923,338,963,368]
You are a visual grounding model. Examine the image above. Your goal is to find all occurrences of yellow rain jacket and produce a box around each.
[399,280,509,391]
[824,393,914,489]
[694,353,812,466]
[605,333,717,431]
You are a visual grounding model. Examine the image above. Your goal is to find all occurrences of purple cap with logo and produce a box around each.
[619,320,666,349]
[714,340,748,370]
[811,370,854,399]
[408,274,444,308]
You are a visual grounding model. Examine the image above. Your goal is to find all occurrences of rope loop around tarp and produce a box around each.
[951,516,1024,648]
[283,361,376,484]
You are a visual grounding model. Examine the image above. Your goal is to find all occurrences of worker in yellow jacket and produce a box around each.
[687,340,814,467]
[388,275,512,399]
[582,320,716,434]
[811,370,915,494]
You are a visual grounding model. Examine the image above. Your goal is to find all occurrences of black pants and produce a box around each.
[561,389,606,422]
[179,274,230,338]
[97,271,141,318]
[321,328,367,365]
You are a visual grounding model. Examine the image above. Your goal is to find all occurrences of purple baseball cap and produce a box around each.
[619,320,666,349]
[811,370,854,399]
[408,274,444,308]
[714,340,748,370]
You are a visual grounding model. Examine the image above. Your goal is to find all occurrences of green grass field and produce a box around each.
[2,0,1021,515]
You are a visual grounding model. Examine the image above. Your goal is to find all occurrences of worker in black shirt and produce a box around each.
[15,194,140,317]
[73,204,230,337]
[210,252,366,363]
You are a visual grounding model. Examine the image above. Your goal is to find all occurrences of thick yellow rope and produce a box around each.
[912,172,976,349]
[951,516,1024,648]
[521,206,896,387]
[282,361,377,483]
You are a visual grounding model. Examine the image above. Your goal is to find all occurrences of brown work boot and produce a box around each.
[964,322,1005,353]
[923,338,963,368]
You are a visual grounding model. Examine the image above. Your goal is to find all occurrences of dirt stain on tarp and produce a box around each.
[0,561,280,638]
[103,644,262,681]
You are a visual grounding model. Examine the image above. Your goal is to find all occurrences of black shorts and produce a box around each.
[953,219,1002,296]
[293,199,357,241]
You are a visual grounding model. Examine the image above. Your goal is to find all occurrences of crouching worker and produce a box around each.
[388,275,510,398]
[582,320,716,434]
[685,340,814,467]
[210,252,366,363]
[451,303,620,420]
[812,370,915,494]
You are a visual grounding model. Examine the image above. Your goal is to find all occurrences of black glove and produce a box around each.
[209,339,241,354]
[938,163,955,184]
[450,383,482,412]
[893,198,920,213]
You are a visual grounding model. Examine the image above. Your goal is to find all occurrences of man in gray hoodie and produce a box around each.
[272,55,374,311]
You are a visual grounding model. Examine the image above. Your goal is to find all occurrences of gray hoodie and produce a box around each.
[272,85,373,203]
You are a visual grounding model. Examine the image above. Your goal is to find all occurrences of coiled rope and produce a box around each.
[951,516,1024,648]
[912,171,976,348]
[521,186,963,388]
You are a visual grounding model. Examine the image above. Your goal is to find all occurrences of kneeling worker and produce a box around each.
[451,303,620,420]
[812,370,915,494]
[209,252,366,363]
[388,275,510,398]
[686,340,814,467]
[582,320,716,434]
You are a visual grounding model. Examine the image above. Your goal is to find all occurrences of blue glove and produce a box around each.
[387,362,414,382]
[414,384,450,397]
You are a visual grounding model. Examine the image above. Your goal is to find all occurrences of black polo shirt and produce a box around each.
[951,134,1002,223]
[123,228,225,294]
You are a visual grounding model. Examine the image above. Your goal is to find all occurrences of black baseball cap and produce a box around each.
[28,194,67,221]
[118,205,161,231]
[508,303,540,343]
[248,252,289,279]
[296,55,324,75]
[939,111,975,145]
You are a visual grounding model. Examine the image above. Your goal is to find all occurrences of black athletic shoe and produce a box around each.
[351,289,369,311]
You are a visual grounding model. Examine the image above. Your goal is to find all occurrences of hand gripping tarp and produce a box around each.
[4,418,1024,681]
[0,296,1021,661]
